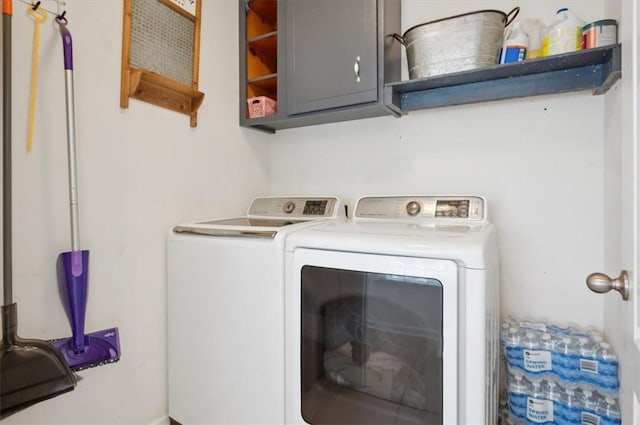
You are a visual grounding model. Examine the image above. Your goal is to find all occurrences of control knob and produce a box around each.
[406,201,421,216]
[283,201,296,214]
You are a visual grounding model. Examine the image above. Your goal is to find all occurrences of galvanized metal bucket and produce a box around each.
[394,7,519,79]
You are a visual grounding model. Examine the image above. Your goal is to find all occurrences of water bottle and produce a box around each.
[557,386,582,425]
[526,379,555,424]
[596,396,622,425]
[594,342,619,393]
[577,337,597,358]
[529,378,545,398]
[576,336,603,388]
[501,322,512,333]
[502,326,521,347]
[504,327,523,371]
[521,331,539,349]
[540,333,556,350]
[542,379,563,401]
[521,331,554,377]
[580,388,603,413]
[498,397,508,425]
[508,372,529,422]
[595,342,618,363]
[555,337,580,382]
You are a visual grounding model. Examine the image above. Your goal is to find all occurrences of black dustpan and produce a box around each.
[1,305,77,418]
[1,0,76,418]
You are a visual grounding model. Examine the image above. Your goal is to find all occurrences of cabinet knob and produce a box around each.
[354,56,360,83]
[586,270,629,300]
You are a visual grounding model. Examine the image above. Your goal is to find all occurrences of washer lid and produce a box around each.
[172,196,342,239]
[197,218,306,227]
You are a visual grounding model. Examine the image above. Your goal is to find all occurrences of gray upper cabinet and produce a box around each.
[239,0,401,133]
[286,0,378,115]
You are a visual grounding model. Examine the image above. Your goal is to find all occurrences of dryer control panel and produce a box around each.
[355,196,485,220]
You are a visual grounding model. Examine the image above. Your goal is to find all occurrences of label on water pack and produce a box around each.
[580,359,599,374]
[524,350,552,372]
[526,397,554,423]
[581,411,601,425]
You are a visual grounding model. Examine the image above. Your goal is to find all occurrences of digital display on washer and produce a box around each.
[303,200,328,215]
[435,200,469,218]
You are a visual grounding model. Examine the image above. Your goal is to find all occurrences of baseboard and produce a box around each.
[149,415,170,425]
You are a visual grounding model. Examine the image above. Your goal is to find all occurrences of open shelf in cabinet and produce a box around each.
[384,44,622,114]
[244,0,278,119]
[247,74,277,98]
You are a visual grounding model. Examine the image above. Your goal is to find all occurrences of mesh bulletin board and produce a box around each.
[121,0,203,127]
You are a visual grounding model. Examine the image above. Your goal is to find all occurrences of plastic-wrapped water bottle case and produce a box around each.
[501,318,621,425]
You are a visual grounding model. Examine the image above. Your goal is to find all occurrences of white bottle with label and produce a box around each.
[542,8,586,56]
[499,22,529,64]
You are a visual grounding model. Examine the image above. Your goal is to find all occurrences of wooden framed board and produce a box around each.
[121,0,204,127]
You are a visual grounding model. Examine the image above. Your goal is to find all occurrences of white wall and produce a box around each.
[2,1,269,424]
[269,1,609,329]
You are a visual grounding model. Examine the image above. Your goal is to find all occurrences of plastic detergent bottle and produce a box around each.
[542,8,585,56]
[499,22,528,64]
[523,18,545,59]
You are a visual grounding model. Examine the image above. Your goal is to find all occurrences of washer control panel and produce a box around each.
[248,197,340,218]
[355,196,485,220]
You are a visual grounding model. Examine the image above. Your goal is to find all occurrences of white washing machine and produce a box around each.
[167,196,343,425]
[284,196,500,425]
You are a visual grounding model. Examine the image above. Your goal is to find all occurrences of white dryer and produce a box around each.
[284,196,499,425]
[168,197,342,425]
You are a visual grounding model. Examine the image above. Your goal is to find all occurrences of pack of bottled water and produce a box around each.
[501,319,620,395]
[501,318,621,425]
[506,370,621,425]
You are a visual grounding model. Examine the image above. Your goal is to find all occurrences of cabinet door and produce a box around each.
[286,0,378,115]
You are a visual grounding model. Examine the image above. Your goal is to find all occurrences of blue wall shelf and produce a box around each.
[384,44,621,114]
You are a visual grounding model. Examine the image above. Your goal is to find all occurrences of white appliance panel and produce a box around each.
[167,196,342,425]
[168,237,285,424]
[283,195,498,425]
